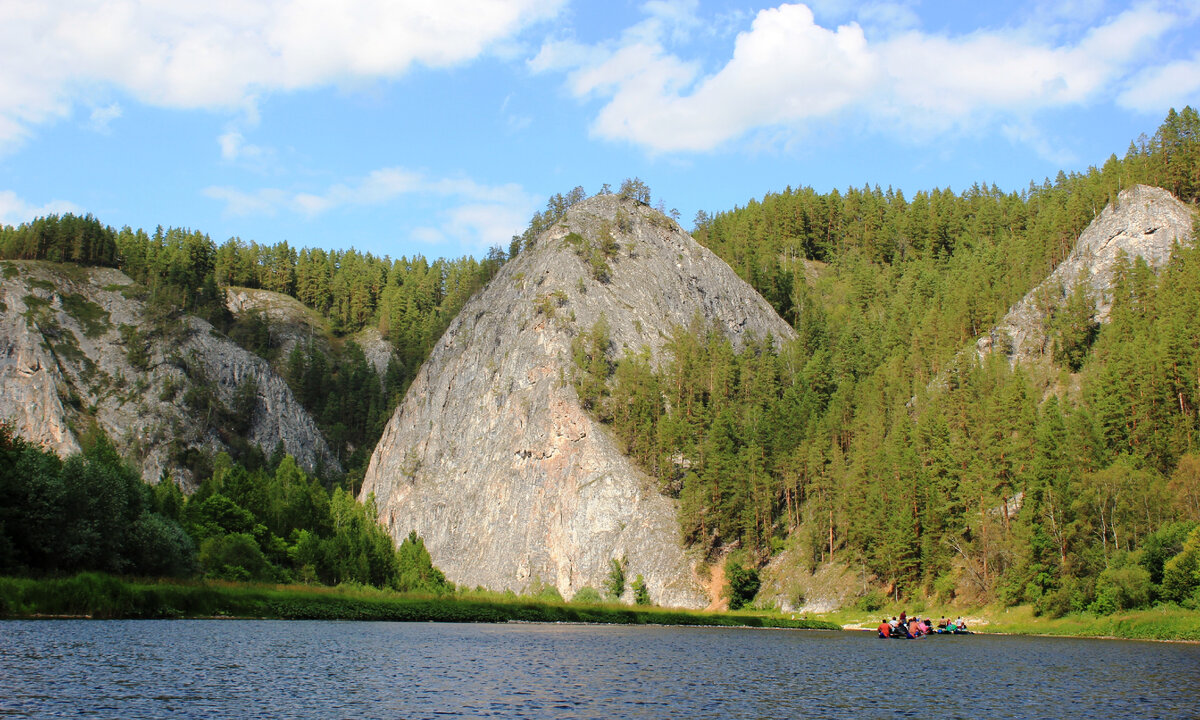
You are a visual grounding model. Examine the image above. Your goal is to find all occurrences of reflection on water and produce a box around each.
[1,619,1198,719]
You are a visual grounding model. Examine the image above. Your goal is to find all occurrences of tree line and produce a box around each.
[0,422,450,592]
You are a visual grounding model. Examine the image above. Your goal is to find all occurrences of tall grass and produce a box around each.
[0,574,840,630]
[978,605,1200,642]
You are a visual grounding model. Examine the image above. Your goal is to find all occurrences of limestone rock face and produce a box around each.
[978,185,1195,362]
[225,286,333,367]
[0,302,80,457]
[361,195,794,607]
[0,261,338,486]
[354,327,396,377]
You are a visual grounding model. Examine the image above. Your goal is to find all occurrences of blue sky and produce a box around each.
[1,0,1198,261]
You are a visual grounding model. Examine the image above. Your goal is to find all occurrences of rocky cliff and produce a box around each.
[360,195,795,607]
[0,261,339,485]
[978,185,1195,363]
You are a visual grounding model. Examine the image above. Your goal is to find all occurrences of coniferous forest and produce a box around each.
[576,108,1200,615]
[2,108,1200,615]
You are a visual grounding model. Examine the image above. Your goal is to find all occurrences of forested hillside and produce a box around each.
[0,216,508,480]
[581,108,1200,615]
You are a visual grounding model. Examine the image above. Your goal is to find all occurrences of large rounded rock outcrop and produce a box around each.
[361,195,794,607]
[978,184,1195,363]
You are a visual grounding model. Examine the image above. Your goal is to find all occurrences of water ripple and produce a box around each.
[1,620,1198,719]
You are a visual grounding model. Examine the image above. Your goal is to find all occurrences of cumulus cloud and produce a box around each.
[0,0,563,152]
[535,1,1189,153]
[872,4,1174,134]
[1118,52,1200,112]
[0,190,81,226]
[205,168,537,252]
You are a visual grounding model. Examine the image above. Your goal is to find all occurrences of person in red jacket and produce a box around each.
[877,619,891,638]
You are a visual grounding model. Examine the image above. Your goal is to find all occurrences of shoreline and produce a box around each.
[831,606,1200,644]
[5,574,1196,642]
[0,574,841,631]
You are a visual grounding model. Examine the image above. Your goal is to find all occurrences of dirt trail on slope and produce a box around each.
[704,559,728,612]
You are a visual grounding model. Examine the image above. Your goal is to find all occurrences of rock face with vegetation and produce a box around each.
[225,286,332,365]
[978,185,1195,364]
[0,261,338,486]
[361,194,794,607]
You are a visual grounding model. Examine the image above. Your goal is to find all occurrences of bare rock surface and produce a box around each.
[0,261,338,486]
[225,287,332,365]
[354,327,396,377]
[361,195,794,607]
[978,185,1195,362]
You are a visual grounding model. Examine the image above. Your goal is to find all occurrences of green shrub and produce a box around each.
[530,581,563,603]
[632,574,650,605]
[856,589,886,612]
[933,571,960,602]
[571,586,602,604]
[606,556,626,600]
[395,531,451,594]
[199,533,274,582]
[726,557,760,610]
[1034,576,1094,618]
[61,293,110,338]
[1162,527,1200,604]
[128,513,197,577]
[1140,521,1197,586]
[1089,564,1152,614]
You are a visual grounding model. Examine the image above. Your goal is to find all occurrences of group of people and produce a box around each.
[876,611,968,638]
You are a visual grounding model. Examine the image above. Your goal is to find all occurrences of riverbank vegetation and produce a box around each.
[0,572,839,630]
[0,422,450,594]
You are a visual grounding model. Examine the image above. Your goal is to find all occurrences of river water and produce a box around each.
[1,620,1197,719]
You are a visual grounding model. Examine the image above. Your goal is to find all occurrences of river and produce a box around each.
[1,620,1197,719]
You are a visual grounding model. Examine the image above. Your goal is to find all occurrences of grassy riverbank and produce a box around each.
[0,573,840,630]
[961,605,1200,642]
[817,603,1200,642]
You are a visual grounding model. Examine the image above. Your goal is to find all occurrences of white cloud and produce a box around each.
[806,0,918,35]
[528,38,606,74]
[219,131,258,162]
[87,102,123,133]
[1001,121,1078,167]
[443,202,533,251]
[536,1,1188,153]
[641,0,702,44]
[202,186,288,217]
[874,5,1175,134]
[410,226,446,245]
[0,0,564,152]
[0,190,82,226]
[560,4,875,152]
[1118,52,1200,112]
[205,167,538,252]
